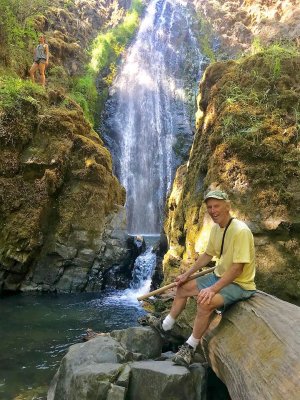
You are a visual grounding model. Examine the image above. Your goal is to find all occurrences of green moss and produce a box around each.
[69,75,97,124]
[0,76,45,108]
[163,43,300,297]
[196,13,217,62]
[68,0,145,123]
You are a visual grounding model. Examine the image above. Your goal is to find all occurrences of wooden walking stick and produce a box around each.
[137,266,215,301]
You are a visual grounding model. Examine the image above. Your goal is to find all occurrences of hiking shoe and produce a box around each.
[172,343,195,367]
[137,314,168,340]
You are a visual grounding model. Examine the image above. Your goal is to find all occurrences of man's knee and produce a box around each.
[196,294,224,315]
[177,280,198,297]
[196,302,215,315]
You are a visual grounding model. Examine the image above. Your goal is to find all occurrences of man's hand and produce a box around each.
[175,272,190,287]
[197,287,216,304]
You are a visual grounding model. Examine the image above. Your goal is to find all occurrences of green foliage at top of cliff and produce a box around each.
[0,0,145,125]
[0,0,63,72]
[71,0,145,122]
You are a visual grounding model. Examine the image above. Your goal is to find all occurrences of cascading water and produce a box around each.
[102,0,205,235]
[103,237,158,303]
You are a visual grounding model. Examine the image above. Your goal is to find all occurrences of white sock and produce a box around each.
[186,334,200,350]
[162,314,176,331]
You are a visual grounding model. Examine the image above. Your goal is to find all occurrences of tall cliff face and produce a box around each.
[163,45,300,304]
[0,0,142,293]
[193,0,300,56]
[0,84,130,292]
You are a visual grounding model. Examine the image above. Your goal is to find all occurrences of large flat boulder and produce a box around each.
[48,327,207,400]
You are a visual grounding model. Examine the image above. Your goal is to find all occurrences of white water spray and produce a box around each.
[103,0,204,234]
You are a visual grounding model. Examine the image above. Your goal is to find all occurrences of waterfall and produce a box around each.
[102,0,205,235]
[129,245,156,289]
[102,241,157,304]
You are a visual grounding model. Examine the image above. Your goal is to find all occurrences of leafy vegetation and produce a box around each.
[0,0,143,125]
[0,0,62,71]
[70,0,144,123]
[0,75,45,109]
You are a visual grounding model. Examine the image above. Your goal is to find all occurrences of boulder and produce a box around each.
[110,327,162,359]
[202,291,300,400]
[128,360,206,400]
[48,326,207,400]
[48,335,129,400]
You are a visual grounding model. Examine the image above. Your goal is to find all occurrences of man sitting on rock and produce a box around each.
[147,190,256,367]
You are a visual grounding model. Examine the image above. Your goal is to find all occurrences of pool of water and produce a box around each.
[0,288,147,400]
[0,236,160,400]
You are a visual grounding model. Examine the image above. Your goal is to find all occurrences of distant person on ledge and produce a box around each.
[147,189,256,367]
[29,34,49,87]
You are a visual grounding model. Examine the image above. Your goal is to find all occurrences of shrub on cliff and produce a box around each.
[70,0,145,123]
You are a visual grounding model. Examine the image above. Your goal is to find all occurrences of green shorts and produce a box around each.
[196,273,256,312]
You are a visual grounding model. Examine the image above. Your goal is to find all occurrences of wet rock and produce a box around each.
[150,233,168,291]
[128,360,206,400]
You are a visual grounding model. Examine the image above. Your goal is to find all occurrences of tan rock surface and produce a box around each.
[203,291,300,400]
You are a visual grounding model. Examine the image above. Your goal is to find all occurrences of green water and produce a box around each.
[0,290,146,400]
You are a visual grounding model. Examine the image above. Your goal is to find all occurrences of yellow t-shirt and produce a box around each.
[205,219,256,290]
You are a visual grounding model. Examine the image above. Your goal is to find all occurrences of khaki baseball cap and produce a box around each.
[204,190,229,202]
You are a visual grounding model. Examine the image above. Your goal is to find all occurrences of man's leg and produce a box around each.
[192,293,224,339]
[145,280,199,335]
[173,293,224,366]
[161,279,199,331]
[169,279,199,319]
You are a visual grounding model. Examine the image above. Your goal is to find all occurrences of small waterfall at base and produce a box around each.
[103,237,158,304]
[128,245,157,293]
[102,0,205,235]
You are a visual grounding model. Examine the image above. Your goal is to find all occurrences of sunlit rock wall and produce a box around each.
[163,48,300,305]
[193,0,300,56]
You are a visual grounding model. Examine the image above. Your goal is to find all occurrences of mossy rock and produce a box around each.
[163,44,300,304]
[0,80,125,291]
